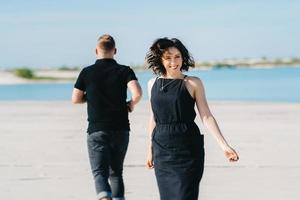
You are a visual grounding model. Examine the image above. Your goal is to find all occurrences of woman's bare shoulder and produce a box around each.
[147,77,157,91]
[148,77,156,83]
[148,77,156,86]
[185,76,204,88]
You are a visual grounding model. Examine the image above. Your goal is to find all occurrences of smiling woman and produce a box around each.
[146,37,239,200]
[146,38,194,76]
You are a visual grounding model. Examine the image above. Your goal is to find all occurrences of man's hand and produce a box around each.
[127,100,134,112]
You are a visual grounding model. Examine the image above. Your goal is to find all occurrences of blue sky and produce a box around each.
[1,0,299,68]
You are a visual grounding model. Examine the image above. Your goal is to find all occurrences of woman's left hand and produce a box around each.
[146,148,154,169]
[224,146,239,162]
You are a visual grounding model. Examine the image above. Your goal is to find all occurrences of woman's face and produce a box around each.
[161,47,183,73]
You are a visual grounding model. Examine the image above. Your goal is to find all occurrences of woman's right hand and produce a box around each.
[224,146,239,162]
[146,147,154,169]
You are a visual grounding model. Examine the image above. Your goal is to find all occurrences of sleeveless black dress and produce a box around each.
[151,77,205,200]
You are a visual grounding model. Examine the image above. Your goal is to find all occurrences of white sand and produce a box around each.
[0,101,300,200]
[34,70,79,79]
[0,70,79,84]
[0,71,31,84]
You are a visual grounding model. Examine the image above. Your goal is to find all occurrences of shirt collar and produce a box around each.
[95,58,117,64]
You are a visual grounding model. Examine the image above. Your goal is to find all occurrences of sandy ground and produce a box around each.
[1,101,300,200]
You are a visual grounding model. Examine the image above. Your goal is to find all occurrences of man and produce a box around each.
[72,34,142,200]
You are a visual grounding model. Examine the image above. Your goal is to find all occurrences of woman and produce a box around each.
[146,38,239,200]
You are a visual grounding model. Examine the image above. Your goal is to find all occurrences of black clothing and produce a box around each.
[74,58,137,133]
[151,78,205,200]
[87,130,129,198]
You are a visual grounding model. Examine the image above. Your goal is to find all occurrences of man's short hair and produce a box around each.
[97,34,115,52]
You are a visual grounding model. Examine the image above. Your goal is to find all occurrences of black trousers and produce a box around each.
[87,130,129,199]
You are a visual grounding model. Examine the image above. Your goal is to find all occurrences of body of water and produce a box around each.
[1,67,300,102]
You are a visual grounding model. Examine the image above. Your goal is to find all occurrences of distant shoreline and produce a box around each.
[0,70,78,85]
[1,65,300,85]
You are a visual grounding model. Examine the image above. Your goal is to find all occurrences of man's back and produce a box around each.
[74,58,137,133]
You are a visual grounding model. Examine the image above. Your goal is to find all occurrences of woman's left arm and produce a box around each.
[188,77,239,162]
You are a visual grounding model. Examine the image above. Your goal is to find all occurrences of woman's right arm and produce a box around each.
[146,78,156,169]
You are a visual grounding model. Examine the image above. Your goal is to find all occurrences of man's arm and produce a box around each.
[71,88,86,104]
[127,80,142,112]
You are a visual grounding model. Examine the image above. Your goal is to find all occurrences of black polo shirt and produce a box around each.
[74,58,137,133]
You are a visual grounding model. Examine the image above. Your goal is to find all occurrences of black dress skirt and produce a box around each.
[151,77,205,200]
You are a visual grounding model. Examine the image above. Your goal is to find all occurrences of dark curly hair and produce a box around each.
[146,37,195,75]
